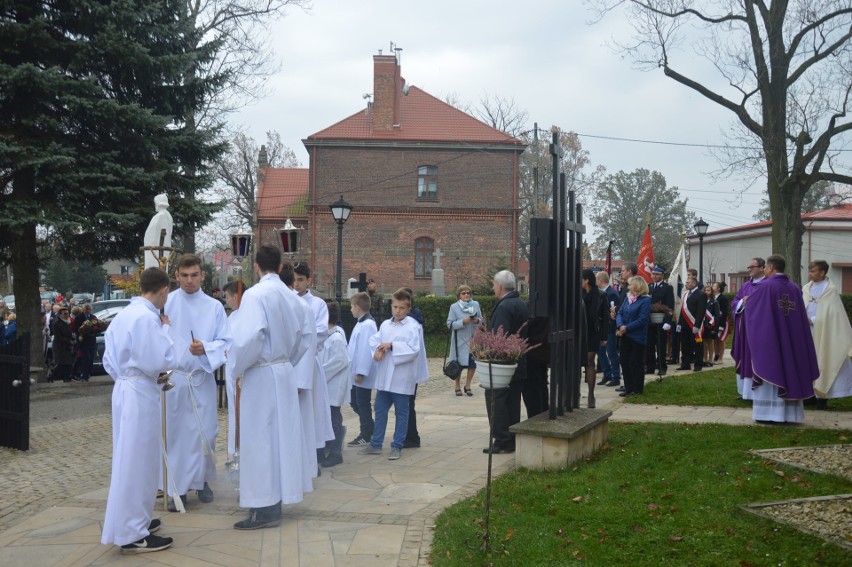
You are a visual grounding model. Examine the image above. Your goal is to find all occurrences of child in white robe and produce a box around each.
[319,299,350,467]
[347,292,377,447]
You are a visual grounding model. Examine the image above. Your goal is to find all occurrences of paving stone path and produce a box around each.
[0,358,848,566]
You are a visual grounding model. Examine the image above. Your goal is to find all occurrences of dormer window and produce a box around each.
[417,165,438,199]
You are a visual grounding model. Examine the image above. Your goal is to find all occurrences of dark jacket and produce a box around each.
[52,318,74,366]
[583,288,609,345]
[2,321,16,345]
[649,280,675,310]
[488,290,529,381]
[601,285,619,333]
[74,313,98,348]
[681,288,707,331]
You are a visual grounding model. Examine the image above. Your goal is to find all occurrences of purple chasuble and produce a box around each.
[730,279,759,379]
[743,274,818,399]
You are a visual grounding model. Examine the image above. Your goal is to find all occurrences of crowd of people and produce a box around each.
[99,248,433,555]
[91,247,850,555]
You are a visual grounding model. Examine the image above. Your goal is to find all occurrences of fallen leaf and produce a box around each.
[647,503,659,510]
[773,470,785,477]
[556,529,564,536]
[503,527,515,542]
[726,528,736,536]
[669,535,684,542]
[572,496,583,503]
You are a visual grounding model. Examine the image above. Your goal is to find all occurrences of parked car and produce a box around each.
[72,293,94,305]
[45,303,129,378]
[41,290,59,304]
[91,299,131,313]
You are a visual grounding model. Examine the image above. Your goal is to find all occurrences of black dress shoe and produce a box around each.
[596,379,609,386]
[483,444,515,454]
[619,391,634,397]
[167,494,187,512]
[677,365,691,371]
[615,386,625,392]
[197,482,214,503]
[694,365,702,372]
[234,503,281,530]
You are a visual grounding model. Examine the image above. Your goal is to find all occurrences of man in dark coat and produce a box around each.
[678,276,707,372]
[74,303,99,382]
[483,270,528,454]
[646,265,675,375]
[52,307,75,382]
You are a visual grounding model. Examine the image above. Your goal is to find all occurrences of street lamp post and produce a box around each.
[693,218,709,283]
[329,196,353,304]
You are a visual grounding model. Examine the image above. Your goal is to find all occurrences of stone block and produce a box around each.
[510,409,611,470]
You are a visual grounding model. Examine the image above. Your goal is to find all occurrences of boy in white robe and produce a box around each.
[293,262,335,455]
[360,289,427,461]
[319,299,350,467]
[280,264,319,491]
[162,254,232,511]
[229,246,311,530]
[347,292,377,447]
[101,268,176,554]
[223,281,244,461]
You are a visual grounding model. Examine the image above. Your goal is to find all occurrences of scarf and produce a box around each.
[458,299,476,316]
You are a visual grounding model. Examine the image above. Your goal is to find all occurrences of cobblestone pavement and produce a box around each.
[0,358,849,566]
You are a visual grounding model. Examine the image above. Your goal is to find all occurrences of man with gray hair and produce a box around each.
[483,270,528,454]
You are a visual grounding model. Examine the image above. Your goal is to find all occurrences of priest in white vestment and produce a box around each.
[803,260,852,407]
[229,246,311,530]
[101,268,176,553]
[162,255,232,510]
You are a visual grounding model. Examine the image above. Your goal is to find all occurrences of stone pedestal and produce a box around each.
[509,409,611,470]
[431,268,445,296]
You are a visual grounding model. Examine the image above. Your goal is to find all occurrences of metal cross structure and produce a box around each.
[529,131,586,418]
[350,272,369,293]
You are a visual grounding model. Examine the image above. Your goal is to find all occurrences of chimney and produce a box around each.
[372,54,401,132]
[257,144,268,184]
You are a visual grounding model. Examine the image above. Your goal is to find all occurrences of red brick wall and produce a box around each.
[306,145,520,295]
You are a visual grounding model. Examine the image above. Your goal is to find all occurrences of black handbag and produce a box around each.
[442,330,463,380]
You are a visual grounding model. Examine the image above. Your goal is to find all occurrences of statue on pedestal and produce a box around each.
[143,194,173,269]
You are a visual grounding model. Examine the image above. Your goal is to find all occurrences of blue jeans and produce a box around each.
[370,390,410,450]
[598,328,620,382]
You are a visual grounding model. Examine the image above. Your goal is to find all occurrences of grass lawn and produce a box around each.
[627,366,852,412]
[431,423,851,566]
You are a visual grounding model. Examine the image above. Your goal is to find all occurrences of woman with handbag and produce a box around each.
[445,285,482,396]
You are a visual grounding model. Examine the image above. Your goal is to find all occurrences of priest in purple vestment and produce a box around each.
[730,257,765,397]
[743,255,818,423]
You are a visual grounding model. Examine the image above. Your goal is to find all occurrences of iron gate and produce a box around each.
[0,332,31,450]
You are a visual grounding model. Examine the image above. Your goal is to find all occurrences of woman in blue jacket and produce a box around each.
[2,312,16,345]
[616,276,651,397]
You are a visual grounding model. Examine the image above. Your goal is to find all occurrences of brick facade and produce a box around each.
[304,144,519,295]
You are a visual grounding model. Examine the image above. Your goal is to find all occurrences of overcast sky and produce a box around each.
[232,0,778,235]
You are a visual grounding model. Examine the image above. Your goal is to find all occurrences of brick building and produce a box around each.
[256,52,525,296]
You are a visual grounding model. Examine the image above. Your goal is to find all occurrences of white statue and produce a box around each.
[143,193,173,269]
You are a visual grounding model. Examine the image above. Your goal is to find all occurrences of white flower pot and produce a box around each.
[476,360,518,389]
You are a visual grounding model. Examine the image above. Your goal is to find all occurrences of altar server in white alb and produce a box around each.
[162,254,232,511]
[346,292,377,448]
[279,264,319,492]
[293,262,336,461]
[360,289,428,461]
[222,280,245,460]
[101,268,177,554]
[319,299,351,467]
[229,245,312,530]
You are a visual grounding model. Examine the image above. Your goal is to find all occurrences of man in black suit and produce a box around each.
[678,276,707,371]
[646,266,675,375]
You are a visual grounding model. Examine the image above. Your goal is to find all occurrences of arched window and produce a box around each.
[415,237,434,278]
[417,165,438,198]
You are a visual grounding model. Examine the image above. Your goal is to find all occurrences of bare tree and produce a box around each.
[591,1,852,283]
[474,93,529,138]
[517,127,606,260]
[180,0,311,253]
[197,129,300,253]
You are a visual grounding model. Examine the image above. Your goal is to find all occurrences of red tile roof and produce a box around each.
[803,203,852,219]
[306,86,525,147]
[257,168,309,220]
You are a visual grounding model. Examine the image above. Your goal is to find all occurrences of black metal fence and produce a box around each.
[0,332,31,450]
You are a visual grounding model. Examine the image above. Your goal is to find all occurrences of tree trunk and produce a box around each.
[11,169,45,375]
[770,177,805,285]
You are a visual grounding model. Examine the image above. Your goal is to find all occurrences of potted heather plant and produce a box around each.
[468,324,537,389]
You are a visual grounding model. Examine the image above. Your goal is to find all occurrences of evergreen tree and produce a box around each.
[0,0,226,360]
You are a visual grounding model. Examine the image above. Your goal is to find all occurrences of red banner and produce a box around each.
[636,225,655,283]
